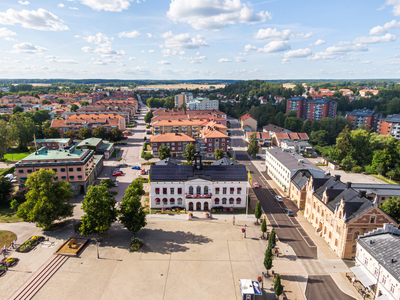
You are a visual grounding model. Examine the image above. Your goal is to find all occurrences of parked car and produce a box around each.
[283,209,294,217]
[275,195,283,202]
[112,171,122,176]
[116,164,125,168]
[140,168,146,175]
[146,130,152,134]
[4,174,13,181]
[123,137,128,140]
[132,166,141,170]
[253,182,259,188]
[314,160,320,164]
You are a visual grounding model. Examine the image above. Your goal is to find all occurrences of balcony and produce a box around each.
[185,193,212,199]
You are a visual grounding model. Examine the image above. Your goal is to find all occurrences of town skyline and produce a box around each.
[1,0,400,80]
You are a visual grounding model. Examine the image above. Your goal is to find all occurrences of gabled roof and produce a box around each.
[240,113,256,122]
[150,133,196,143]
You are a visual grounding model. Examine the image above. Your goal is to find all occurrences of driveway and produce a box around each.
[306,275,356,300]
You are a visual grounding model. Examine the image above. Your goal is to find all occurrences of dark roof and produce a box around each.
[314,177,373,222]
[358,233,400,280]
[383,114,400,123]
[212,158,239,166]
[267,148,321,172]
[288,96,306,101]
[155,158,179,166]
[263,124,288,133]
[346,109,380,117]
[149,164,247,182]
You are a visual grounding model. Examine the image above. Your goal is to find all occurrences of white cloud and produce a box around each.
[166,0,271,31]
[82,44,126,57]
[282,58,290,64]
[12,42,48,54]
[18,1,30,5]
[158,60,171,65]
[68,0,133,12]
[386,0,400,16]
[0,8,68,31]
[257,41,291,53]
[47,58,78,64]
[83,33,113,44]
[359,60,371,64]
[254,28,291,40]
[162,31,208,50]
[309,39,326,46]
[118,30,141,38]
[218,58,232,63]
[69,7,79,10]
[180,55,207,64]
[243,44,257,52]
[58,3,65,7]
[161,49,186,57]
[284,48,312,58]
[147,33,155,38]
[254,28,313,40]
[149,49,154,53]
[235,56,246,62]
[353,33,396,44]
[369,20,400,35]
[0,27,16,38]
[128,57,137,61]
[4,36,15,41]
[308,41,368,60]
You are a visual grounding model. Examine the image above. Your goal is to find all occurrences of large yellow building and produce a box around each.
[290,171,397,259]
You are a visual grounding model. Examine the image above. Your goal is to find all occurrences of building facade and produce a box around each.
[32,138,73,150]
[346,109,382,132]
[149,133,196,157]
[200,126,228,157]
[186,97,219,110]
[286,96,337,121]
[15,146,103,196]
[174,92,193,107]
[149,155,248,211]
[378,114,400,139]
[240,113,257,132]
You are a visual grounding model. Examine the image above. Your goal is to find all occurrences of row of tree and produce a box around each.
[157,143,225,161]
[14,169,146,235]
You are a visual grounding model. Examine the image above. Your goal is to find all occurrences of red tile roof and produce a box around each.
[150,133,196,143]
[240,113,256,121]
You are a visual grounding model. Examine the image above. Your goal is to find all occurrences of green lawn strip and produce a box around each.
[0,230,17,247]
[4,152,30,161]
[150,209,186,214]
[372,175,400,185]
[0,207,23,223]
[111,149,120,158]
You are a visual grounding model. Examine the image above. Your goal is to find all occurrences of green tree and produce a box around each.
[0,119,10,159]
[12,106,24,114]
[387,169,397,181]
[254,201,262,225]
[293,84,305,96]
[119,181,147,234]
[78,128,92,140]
[10,199,19,212]
[332,125,352,163]
[274,274,284,298]
[214,148,224,160]
[264,245,273,273]
[43,127,61,138]
[10,114,36,151]
[70,104,79,112]
[269,228,276,246]
[288,110,297,118]
[16,169,74,228]
[380,197,400,222]
[144,111,153,124]
[309,130,330,147]
[183,143,196,162]
[158,145,171,160]
[64,130,75,138]
[109,128,124,141]
[81,100,89,106]
[58,99,64,104]
[42,119,51,129]
[79,185,118,236]
[41,99,51,105]
[143,153,153,161]
[261,217,267,239]
[284,117,303,132]
[247,132,259,158]
[0,177,12,206]
[100,179,115,189]
[93,126,108,140]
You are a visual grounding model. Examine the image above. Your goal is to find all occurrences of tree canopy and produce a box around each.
[119,180,146,234]
[144,111,153,123]
[247,132,259,158]
[78,128,92,140]
[183,143,196,162]
[159,145,171,160]
[214,148,224,160]
[380,197,400,222]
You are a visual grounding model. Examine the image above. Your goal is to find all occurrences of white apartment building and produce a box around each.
[149,155,248,211]
[187,97,219,110]
[265,148,320,193]
[353,224,400,300]
[174,92,193,107]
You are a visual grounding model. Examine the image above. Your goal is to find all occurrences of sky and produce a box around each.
[1,0,400,80]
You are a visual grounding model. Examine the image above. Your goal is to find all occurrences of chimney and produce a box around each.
[334,175,341,182]
[346,182,352,189]
[358,190,367,198]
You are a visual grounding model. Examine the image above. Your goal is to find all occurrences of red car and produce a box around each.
[140,168,146,175]
[112,171,123,176]
[253,182,259,188]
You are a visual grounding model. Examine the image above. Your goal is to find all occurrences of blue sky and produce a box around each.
[0,0,400,80]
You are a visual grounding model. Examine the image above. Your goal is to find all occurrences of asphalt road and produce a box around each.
[305,276,356,300]
[228,118,318,259]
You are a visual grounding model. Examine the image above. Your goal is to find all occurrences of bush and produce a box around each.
[141,162,155,165]
[352,166,363,173]
[116,157,122,161]
[143,153,153,161]
[0,167,15,177]
[144,136,147,141]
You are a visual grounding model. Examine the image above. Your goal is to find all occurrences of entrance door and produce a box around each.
[189,202,193,211]
[196,202,201,211]
[204,202,209,211]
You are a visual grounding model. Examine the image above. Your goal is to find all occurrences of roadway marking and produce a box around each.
[296,228,317,248]
[268,213,280,228]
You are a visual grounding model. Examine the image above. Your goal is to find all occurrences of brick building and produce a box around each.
[150,133,196,157]
[286,96,337,121]
[378,114,400,139]
[199,126,229,157]
[32,138,73,150]
[345,109,381,132]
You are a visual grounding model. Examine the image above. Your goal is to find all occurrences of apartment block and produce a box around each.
[174,92,193,107]
[32,138,73,150]
[186,97,219,110]
[150,133,196,157]
[378,114,400,139]
[286,96,337,121]
[199,126,228,157]
[346,109,381,132]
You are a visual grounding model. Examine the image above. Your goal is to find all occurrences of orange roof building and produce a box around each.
[149,133,196,157]
[240,113,257,132]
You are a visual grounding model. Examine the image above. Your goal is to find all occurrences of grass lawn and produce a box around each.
[0,230,17,247]
[0,207,23,223]
[372,175,400,185]
[151,209,186,215]
[111,149,120,158]
[4,152,30,161]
